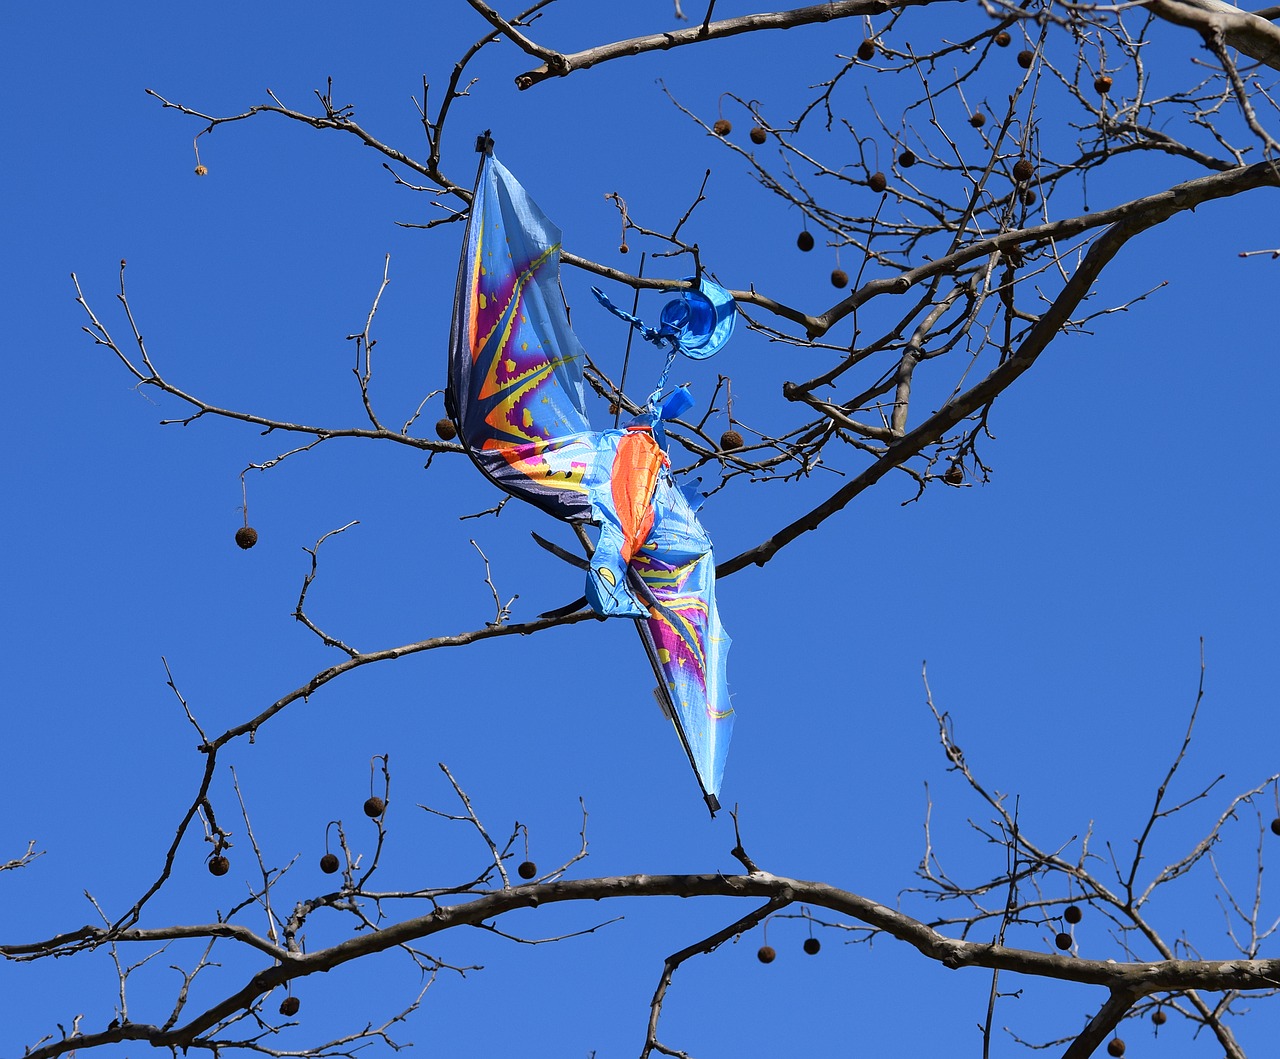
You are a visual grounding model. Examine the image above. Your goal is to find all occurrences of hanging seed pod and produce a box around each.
[320,852,340,874]
[1054,932,1072,950]
[750,126,767,145]
[797,230,815,252]
[1151,1007,1167,1025]
[969,112,986,128]
[1012,158,1035,182]
[803,937,821,955]
[831,268,849,288]
[363,796,386,818]
[994,31,1011,47]
[1064,904,1082,924]
[1017,49,1034,69]
[1106,1040,1126,1057]
[435,417,457,441]
[868,171,887,192]
[518,860,537,879]
[1022,188,1037,206]
[713,118,732,137]
[279,996,300,1017]
[898,149,916,168]
[208,855,230,876]
[944,462,963,485]
[194,164,208,177]
[757,945,776,963]
[720,429,744,451]
[1095,74,1113,94]
[235,526,258,550]
[857,39,876,61]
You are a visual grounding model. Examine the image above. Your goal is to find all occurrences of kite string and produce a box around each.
[615,253,646,428]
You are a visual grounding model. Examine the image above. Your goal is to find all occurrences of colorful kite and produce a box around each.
[445,137,735,814]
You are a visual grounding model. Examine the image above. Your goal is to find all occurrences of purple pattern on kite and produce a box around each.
[448,152,594,523]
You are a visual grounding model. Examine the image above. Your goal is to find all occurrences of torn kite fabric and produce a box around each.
[445,142,734,813]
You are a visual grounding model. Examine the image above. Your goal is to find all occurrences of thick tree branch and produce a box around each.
[1146,0,1280,72]
[719,159,1280,576]
[508,0,941,89]
[15,871,1280,1059]
[1061,987,1145,1059]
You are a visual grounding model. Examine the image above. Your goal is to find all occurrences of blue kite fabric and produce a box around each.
[446,146,734,813]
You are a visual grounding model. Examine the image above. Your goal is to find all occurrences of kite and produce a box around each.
[445,136,736,814]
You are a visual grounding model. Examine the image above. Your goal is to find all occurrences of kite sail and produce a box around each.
[446,137,735,813]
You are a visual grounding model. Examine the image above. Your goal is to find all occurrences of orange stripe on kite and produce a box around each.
[611,427,668,564]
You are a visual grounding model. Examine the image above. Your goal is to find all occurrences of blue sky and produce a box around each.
[4,3,1279,1055]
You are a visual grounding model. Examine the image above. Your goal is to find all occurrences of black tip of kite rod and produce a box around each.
[704,793,721,817]
[476,130,494,154]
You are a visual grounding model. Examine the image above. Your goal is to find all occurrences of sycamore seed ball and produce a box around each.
[363,796,386,818]
[435,417,457,440]
[750,126,767,145]
[320,853,340,874]
[208,855,230,876]
[235,526,258,550]
[713,118,732,137]
[803,937,821,955]
[279,996,300,1017]
[831,268,849,288]
[518,860,537,879]
[757,945,776,963]
[1106,1039,1126,1057]
[868,171,887,192]
[1054,932,1072,950]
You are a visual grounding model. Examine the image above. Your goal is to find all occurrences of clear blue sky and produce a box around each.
[4,3,1278,1055]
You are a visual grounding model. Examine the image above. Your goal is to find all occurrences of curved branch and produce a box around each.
[210,608,601,750]
[1061,987,1144,1059]
[144,89,470,202]
[507,0,941,90]
[718,159,1280,576]
[1146,0,1280,72]
[16,871,1280,1058]
[0,922,284,963]
[643,896,790,1057]
[72,269,456,454]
